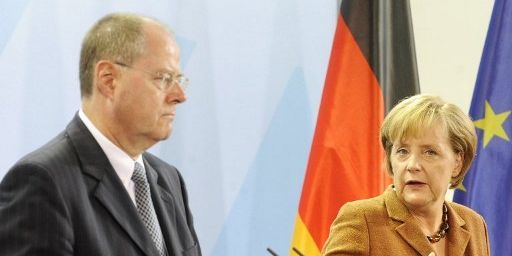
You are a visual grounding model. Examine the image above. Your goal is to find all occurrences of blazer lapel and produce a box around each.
[65,115,159,256]
[93,174,160,256]
[144,160,181,256]
[384,187,434,256]
[446,203,471,256]
[395,222,434,256]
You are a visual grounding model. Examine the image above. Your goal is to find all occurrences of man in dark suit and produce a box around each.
[0,13,201,256]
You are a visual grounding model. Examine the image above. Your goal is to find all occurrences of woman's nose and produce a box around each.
[406,154,422,172]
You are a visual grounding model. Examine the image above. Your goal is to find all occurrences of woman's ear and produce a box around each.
[452,152,463,178]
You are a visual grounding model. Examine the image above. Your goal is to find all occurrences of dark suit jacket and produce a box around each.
[322,186,490,256]
[0,115,201,256]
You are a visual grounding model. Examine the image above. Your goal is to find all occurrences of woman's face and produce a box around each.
[390,122,462,210]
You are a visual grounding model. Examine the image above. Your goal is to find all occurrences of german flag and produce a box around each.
[290,1,420,255]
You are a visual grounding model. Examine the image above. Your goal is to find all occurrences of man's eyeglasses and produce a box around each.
[114,61,189,92]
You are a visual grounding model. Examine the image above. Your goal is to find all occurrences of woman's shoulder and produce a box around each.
[447,201,488,231]
[338,193,387,219]
[447,201,490,255]
[447,201,484,220]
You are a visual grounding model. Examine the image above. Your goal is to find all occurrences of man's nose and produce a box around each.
[166,84,186,104]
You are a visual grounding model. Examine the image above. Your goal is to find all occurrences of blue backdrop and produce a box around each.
[0,1,336,255]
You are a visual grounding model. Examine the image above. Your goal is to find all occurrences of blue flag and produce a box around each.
[453,0,512,255]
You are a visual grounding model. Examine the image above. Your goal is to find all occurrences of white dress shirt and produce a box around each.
[78,109,143,205]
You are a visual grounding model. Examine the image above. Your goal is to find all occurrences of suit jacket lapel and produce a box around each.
[65,114,159,256]
[446,203,471,256]
[93,174,160,256]
[384,187,434,256]
[144,159,181,256]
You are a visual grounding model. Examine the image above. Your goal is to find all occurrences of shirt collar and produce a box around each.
[78,109,143,185]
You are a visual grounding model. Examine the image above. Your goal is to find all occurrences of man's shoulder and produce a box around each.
[2,129,82,193]
[143,152,189,199]
[143,152,177,171]
[15,130,75,171]
[143,152,181,181]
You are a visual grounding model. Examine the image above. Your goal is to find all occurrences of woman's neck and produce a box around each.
[409,202,445,235]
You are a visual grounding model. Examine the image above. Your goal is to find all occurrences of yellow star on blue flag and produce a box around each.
[453,0,512,254]
[473,101,511,147]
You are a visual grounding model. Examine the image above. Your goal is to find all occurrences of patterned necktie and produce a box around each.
[132,162,166,256]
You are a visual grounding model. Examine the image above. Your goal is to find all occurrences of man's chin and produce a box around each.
[146,127,171,143]
[158,128,172,141]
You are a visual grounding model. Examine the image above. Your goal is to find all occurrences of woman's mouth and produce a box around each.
[405,180,427,187]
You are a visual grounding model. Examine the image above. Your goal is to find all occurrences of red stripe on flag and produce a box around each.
[296,15,388,250]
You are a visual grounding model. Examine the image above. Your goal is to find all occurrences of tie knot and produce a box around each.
[132,162,147,184]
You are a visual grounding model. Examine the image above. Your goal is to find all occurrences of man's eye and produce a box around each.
[155,75,171,84]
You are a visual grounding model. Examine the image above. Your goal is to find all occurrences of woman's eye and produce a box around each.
[425,149,437,156]
[396,148,408,155]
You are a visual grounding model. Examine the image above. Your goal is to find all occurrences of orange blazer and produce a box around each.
[322,186,490,256]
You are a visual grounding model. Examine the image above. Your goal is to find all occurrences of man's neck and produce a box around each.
[81,103,144,159]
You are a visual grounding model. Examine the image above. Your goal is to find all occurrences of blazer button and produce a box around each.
[428,252,436,256]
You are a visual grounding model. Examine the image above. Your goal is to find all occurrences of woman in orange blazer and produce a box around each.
[322,95,490,256]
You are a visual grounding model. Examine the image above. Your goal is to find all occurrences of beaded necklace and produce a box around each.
[426,203,449,243]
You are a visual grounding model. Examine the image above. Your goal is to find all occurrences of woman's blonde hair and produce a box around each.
[380,94,477,188]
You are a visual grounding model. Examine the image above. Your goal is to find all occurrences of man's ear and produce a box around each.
[94,60,117,99]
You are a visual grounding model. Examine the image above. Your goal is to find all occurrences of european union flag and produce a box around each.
[453,0,512,255]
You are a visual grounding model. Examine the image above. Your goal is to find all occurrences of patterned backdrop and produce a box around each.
[0,1,335,255]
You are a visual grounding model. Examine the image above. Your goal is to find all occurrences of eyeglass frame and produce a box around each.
[113,61,189,92]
